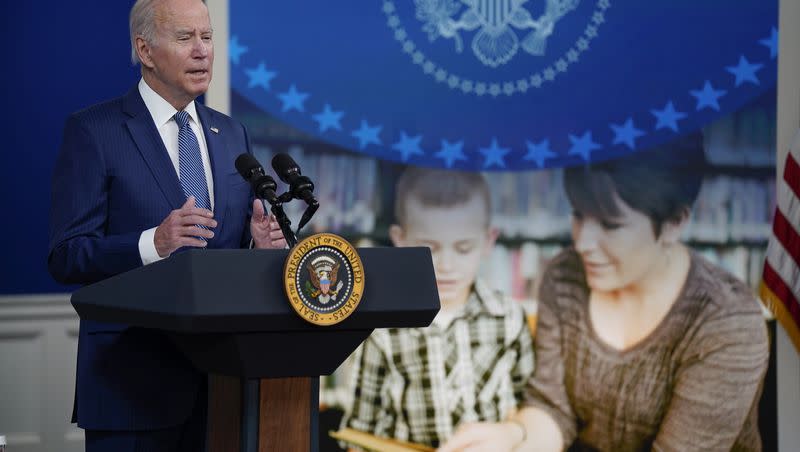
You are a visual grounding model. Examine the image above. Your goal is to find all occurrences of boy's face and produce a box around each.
[390,194,497,309]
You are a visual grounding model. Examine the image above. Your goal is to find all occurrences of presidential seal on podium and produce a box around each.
[283,233,365,325]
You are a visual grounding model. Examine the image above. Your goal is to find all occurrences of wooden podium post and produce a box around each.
[207,375,317,452]
[259,377,313,452]
[208,375,242,450]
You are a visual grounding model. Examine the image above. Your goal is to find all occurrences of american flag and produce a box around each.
[760,130,800,353]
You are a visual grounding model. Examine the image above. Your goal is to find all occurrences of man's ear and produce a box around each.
[388,224,405,247]
[135,36,155,69]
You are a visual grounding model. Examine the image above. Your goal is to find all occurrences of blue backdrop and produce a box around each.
[230,0,777,170]
[0,1,778,294]
[1,1,139,294]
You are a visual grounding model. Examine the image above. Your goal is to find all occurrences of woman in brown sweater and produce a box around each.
[440,133,769,452]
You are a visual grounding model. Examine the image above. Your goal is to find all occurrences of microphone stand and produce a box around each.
[261,198,297,248]
[266,189,320,248]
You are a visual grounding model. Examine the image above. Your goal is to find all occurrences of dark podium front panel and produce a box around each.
[72,247,439,377]
[70,247,439,452]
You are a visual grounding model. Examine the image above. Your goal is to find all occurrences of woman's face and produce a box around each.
[571,193,670,293]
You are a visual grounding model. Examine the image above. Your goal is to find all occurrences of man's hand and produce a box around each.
[154,196,217,257]
[251,199,288,249]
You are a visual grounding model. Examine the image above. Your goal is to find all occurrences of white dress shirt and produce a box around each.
[136,78,215,265]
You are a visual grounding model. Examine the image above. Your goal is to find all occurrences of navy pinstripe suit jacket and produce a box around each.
[48,85,254,430]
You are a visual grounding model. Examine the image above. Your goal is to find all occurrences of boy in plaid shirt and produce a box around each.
[340,168,535,449]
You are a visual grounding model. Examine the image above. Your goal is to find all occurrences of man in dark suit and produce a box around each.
[47,0,286,450]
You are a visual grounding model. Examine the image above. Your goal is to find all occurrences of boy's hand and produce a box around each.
[437,421,522,452]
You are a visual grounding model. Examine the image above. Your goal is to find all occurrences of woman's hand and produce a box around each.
[437,421,524,452]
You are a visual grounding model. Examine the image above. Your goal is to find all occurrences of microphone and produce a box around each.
[235,153,299,247]
[271,153,319,232]
[235,154,278,204]
[271,153,317,206]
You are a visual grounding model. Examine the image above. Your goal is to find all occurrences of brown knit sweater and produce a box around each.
[526,249,769,452]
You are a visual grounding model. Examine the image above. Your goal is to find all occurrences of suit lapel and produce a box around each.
[196,104,230,230]
[122,87,186,210]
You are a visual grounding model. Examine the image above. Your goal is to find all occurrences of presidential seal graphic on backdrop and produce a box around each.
[231,1,777,170]
[284,233,365,326]
[384,0,609,97]
[415,0,580,67]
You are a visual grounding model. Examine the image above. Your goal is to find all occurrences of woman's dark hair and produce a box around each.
[564,132,707,236]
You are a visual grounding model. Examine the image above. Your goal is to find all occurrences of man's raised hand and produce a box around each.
[154,196,217,257]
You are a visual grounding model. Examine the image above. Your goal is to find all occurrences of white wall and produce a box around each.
[206,0,230,115]
[0,296,82,452]
[776,0,800,449]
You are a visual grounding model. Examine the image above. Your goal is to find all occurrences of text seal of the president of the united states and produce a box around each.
[284,233,365,326]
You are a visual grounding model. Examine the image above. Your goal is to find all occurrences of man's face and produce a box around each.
[390,195,496,308]
[139,0,213,109]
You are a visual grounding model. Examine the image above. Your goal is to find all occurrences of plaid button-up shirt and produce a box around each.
[341,280,535,448]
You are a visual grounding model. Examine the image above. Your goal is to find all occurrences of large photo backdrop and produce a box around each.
[230,1,779,450]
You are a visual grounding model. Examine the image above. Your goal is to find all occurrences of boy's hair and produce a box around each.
[564,131,707,236]
[394,167,492,227]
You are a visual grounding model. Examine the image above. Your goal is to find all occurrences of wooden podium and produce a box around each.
[71,248,439,452]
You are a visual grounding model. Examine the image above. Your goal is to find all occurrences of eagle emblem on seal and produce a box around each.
[415,0,580,67]
[304,255,345,304]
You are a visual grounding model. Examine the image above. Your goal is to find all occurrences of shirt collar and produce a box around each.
[460,279,507,320]
[138,78,200,128]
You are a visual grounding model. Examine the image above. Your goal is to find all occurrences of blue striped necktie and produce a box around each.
[175,110,211,210]
[175,110,212,239]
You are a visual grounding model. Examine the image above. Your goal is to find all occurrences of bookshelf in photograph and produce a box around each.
[251,142,774,296]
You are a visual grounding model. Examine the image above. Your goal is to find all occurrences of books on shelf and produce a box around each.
[704,105,775,167]
[253,144,380,234]
[253,138,774,292]
[253,144,774,246]
[683,176,772,244]
[484,243,767,300]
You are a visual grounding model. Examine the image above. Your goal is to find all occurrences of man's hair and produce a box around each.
[129,0,161,65]
[563,132,707,236]
[394,167,492,227]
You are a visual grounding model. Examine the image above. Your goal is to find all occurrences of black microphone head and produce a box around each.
[235,153,279,203]
[271,153,301,183]
[235,153,263,179]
